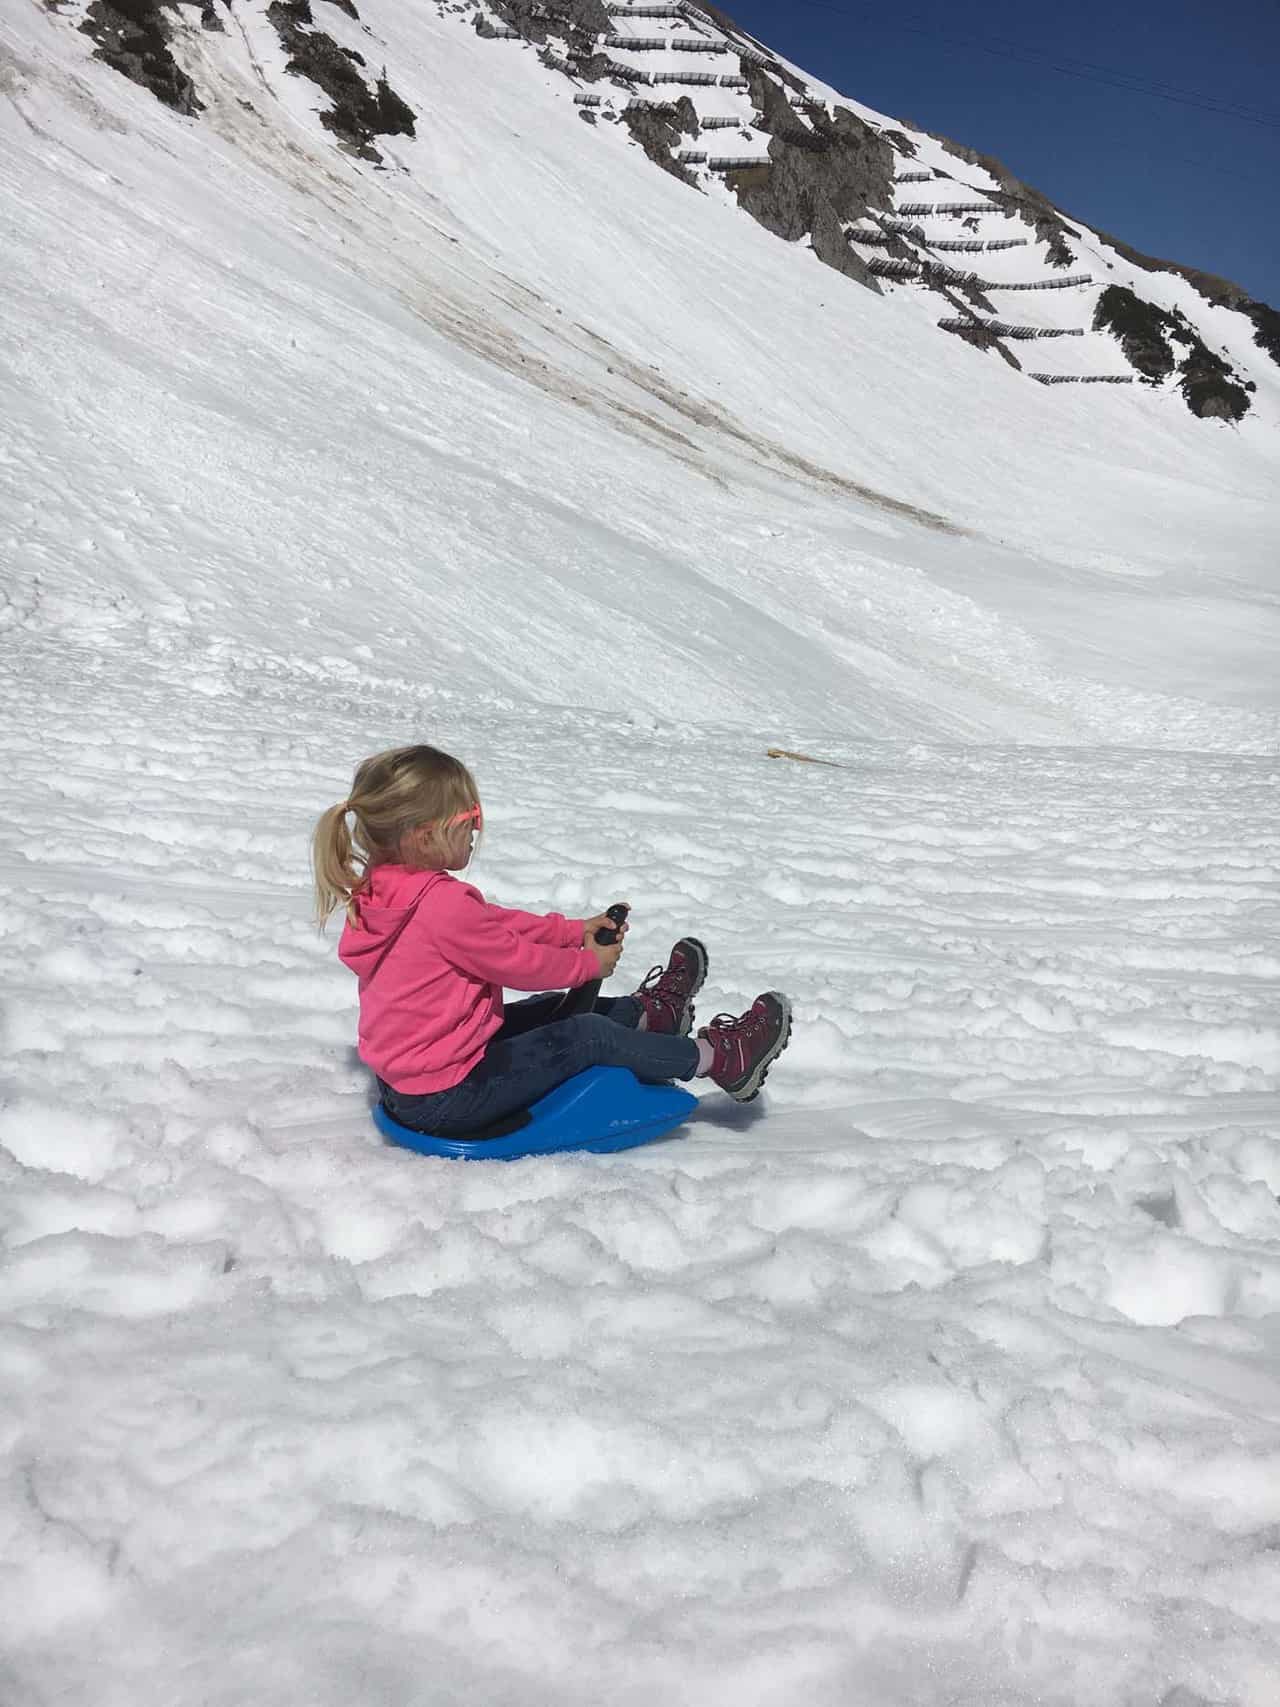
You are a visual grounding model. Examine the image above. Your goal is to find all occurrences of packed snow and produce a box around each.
[1,0,1279,1702]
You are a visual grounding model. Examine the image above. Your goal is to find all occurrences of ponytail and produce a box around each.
[311,801,361,927]
[311,744,481,928]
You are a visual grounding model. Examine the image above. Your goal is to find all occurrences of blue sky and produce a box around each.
[721,0,1280,306]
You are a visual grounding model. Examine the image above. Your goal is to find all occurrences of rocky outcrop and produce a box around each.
[1093,285,1251,420]
[79,0,209,115]
[1088,232,1280,374]
[79,0,415,161]
[623,98,699,187]
[267,0,415,161]
[490,0,610,49]
[1179,346,1253,421]
[571,51,616,84]
[729,63,893,293]
[880,128,918,158]
[1093,285,1178,382]
[1242,300,1280,367]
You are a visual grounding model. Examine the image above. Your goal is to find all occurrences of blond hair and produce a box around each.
[312,744,481,926]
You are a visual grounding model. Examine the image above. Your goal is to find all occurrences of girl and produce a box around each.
[312,744,792,1138]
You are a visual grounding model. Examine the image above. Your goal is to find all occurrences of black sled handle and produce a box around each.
[593,902,631,946]
[553,903,630,1020]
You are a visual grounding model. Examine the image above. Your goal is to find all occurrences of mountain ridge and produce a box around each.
[5,0,1278,749]
[62,0,1280,421]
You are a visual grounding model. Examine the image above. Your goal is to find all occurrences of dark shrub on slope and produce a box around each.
[1094,286,1251,420]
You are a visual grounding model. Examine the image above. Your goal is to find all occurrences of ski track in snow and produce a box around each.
[1,1,1279,1701]
[2,640,1280,1705]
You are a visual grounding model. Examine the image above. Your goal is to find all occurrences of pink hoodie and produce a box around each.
[338,865,599,1094]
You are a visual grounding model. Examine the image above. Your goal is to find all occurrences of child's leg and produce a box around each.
[498,990,645,1037]
[496,993,572,1039]
[382,1014,697,1138]
[595,995,642,1029]
[499,993,642,1038]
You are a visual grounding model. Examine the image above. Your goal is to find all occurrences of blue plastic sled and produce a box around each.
[373,1066,698,1161]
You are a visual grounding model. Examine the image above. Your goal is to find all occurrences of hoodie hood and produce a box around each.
[337,865,451,980]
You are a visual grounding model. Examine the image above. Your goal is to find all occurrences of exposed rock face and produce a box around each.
[80,0,205,115]
[1093,285,1251,420]
[1093,237,1280,374]
[880,128,917,157]
[1179,347,1252,421]
[571,51,615,84]
[490,0,610,48]
[1093,285,1178,382]
[79,0,415,161]
[1242,301,1280,367]
[623,98,700,187]
[267,0,415,161]
[808,198,878,291]
[729,63,893,293]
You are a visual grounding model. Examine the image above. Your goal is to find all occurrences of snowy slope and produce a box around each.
[3,0,1279,743]
[2,0,1280,1702]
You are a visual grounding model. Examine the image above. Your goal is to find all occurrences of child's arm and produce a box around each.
[432,886,600,992]
[483,902,583,950]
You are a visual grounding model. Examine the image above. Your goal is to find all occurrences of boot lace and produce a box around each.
[704,1003,768,1039]
[637,962,688,1003]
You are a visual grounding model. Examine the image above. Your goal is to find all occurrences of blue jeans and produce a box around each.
[380,993,700,1138]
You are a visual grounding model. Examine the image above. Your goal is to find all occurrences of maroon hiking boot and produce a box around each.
[632,938,708,1036]
[699,993,793,1102]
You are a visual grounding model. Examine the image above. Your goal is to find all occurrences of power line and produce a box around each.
[768,0,1280,131]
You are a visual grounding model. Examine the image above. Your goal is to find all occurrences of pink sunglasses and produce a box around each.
[440,804,483,834]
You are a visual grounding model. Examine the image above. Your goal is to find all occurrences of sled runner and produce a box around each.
[373,1065,698,1161]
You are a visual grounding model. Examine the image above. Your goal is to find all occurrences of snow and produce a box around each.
[1,0,1279,1701]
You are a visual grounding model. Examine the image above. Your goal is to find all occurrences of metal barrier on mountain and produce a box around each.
[987,276,1093,290]
[929,238,1028,252]
[922,261,984,283]
[865,257,1089,290]
[1031,374,1135,384]
[896,201,995,216]
[939,319,1084,339]
[866,257,921,277]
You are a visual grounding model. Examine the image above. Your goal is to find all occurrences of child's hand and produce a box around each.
[582,909,630,947]
[590,937,625,980]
